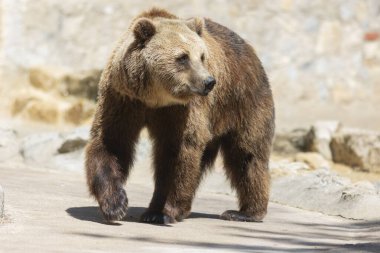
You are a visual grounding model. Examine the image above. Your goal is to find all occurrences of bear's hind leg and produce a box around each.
[220,132,270,222]
[168,138,220,222]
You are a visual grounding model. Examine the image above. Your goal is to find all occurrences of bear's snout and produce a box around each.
[201,76,216,95]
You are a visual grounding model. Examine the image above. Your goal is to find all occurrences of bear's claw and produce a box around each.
[140,211,175,224]
[99,188,128,222]
[221,210,265,222]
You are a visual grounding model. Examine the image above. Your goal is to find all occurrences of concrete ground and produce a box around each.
[0,164,379,253]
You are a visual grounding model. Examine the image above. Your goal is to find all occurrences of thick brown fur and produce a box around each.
[85,8,275,224]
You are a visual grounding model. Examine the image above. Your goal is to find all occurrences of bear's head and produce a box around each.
[124,17,216,107]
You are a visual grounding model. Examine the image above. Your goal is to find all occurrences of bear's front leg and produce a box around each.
[141,138,205,224]
[142,106,208,224]
[86,139,131,222]
[85,92,145,222]
[140,141,203,224]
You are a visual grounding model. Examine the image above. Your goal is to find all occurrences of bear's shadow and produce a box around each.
[66,206,220,226]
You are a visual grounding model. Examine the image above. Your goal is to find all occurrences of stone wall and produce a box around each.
[1,0,380,129]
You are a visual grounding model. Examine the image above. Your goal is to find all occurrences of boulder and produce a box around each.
[11,87,95,125]
[20,127,90,170]
[62,69,102,100]
[0,128,22,162]
[272,128,308,155]
[11,89,62,124]
[270,159,310,179]
[271,167,380,220]
[21,132,64,165]
[304,121,341,160]
[330,128,380,173]
[29,66,66,91]
[11,93,38,115]
[0,184,4,218]
[57,127,90,154]
[58,138,87,154]
[29,67,101,100]
[53,127,90,171]
[294,152,330,169]
[22,100,60,124]
[63,100,95,125]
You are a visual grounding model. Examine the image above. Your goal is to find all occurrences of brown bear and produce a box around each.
[85,8,275,224]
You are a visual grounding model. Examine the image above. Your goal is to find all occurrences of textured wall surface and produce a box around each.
[1,0,380,129]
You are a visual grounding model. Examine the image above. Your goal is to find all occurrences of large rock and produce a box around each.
[294,152,330,170]
[11,92,38,116]
[330,128,380,173]
[63,100,96,125]
[0,128,22,162]
[11,87,95,125]
[270,159,311,179]
[271,167,380,220]
[0,185,3,218]
[11,90,63,124]
[18,127,155,171]
[304,121,341,160]
[29,66,66,91]
[272,128,308,155]
[61,69,101,100]
[20,127,90,170]
[29,67,101,100]
[57,127,90,154]
[22,100,60,124]
[21,132,64,165]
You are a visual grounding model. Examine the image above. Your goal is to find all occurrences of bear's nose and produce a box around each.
[203,76,216,91]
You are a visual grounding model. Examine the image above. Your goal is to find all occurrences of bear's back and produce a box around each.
[204,19,251,58]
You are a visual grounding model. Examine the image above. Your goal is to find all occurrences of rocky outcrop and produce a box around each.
[271,166,380,220]
[18,98,60,124]
[273,121,341,158]
[11,88,95,125]
[272,128,308,155]
[331,129,380,173]
[29,67,101,100]
[304,121,341,160]
[275,123,380,173]
[269,123,380,220]
[63,100,95,125]
[294,152,330,170]
[58,138,87,154]
[10,66,100,125]
[20,127,90,170]
[0,128,22,162]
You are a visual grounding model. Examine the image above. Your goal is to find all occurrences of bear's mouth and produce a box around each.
[188,86,212,96]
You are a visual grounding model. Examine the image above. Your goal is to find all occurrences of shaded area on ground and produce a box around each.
[66,206,222,226]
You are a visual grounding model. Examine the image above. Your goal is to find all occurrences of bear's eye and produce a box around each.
[176,54,189,65]
[201,53,205,62]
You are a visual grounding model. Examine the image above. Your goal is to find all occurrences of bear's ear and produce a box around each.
[186,17,204,36]
[133,18,156,44]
